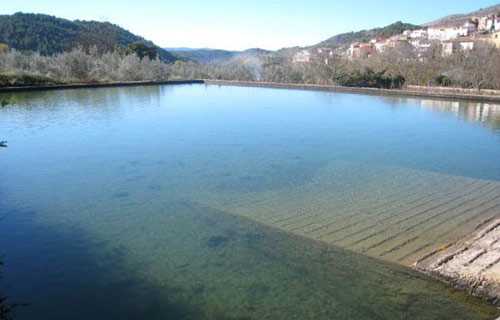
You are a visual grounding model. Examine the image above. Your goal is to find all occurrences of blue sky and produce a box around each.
[2,0,499,50]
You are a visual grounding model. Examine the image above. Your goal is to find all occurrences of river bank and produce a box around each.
[204,80,500,103]
[0,80,204,93]
[2,79,500,103]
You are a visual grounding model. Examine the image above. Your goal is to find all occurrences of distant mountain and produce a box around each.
[0,12,178,62]
[170,49,237,62]
[172,47,272,63]
[314,21,420,48]
[241,48,272,55]
[424,4,500,27]
[165,47,215,52]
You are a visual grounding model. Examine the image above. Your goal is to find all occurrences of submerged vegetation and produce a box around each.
[0,263,13,320]
[0,250,13,320]
[1,96,14,108]
[0,259,28,320]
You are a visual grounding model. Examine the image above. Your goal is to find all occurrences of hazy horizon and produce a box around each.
[2,0,500,51]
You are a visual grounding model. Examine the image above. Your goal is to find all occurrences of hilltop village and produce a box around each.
[294,14,500,63]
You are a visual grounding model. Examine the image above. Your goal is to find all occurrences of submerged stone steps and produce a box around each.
[197,161,500,301]
[200,162,498,262]
[414,218,500,304]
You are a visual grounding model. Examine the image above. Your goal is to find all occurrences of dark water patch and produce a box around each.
[192,283,205,295]
[111,191,130,199]
[126,175,148,182]
[175,161,186,168]
[147,183,163,191]
[215,161,323,193]
[0,212,206,320]
[206,236,230,248]
[248,282,270,296]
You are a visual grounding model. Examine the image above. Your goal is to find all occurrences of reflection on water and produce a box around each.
[402,98,500,130]
[0,84,499,319]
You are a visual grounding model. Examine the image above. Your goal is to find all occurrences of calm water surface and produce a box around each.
[1,84,500,319]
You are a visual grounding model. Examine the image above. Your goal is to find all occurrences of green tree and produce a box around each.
[125,41,158,60]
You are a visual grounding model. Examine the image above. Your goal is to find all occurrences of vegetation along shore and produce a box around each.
[1,11,500,93]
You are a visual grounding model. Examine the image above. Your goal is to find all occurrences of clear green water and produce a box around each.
[0,84,499,319]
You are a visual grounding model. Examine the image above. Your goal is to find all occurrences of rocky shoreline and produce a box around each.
[414,218,500,305]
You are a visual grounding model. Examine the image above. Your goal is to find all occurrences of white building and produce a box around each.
[369,36,391,53]
[317,47,334,56]
[464,20,478,33]
[410,39,432,50]
[459,41,474,51]
[293,50,310,63]
[478,15,500,31]
[428,26,468,41]
[478,16,488,31]
[374,41,390,53]
[442,42,454,56]
[403,29,428,39]
[442,38,475,57]
[409,29,428,39]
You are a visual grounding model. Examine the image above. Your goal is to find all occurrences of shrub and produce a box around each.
[0,72,62,87]
[435,75,452,87]
[335,68,405,89]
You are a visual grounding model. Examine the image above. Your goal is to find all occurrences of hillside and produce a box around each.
[172,47,272,63]
[314,21,420,48]
[171,49,237,63]
[424,4,500,26]
[0,12,177,62]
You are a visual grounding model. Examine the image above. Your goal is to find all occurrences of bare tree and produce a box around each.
[444,42,500,90]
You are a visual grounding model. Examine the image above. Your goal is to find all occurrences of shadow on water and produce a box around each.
[1,201,498,320]
[0,212,205,320]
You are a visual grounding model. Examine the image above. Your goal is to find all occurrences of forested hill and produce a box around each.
[171,48,272,63]
[314,21,420,48]
[0,12,178,62]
